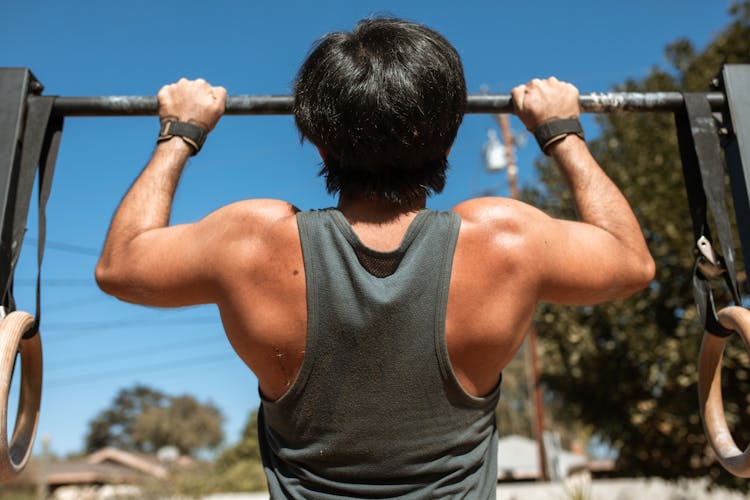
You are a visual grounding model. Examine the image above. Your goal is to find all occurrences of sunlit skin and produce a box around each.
[96,77,655,401]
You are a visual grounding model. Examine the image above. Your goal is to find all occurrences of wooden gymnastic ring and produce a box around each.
[0,312,41,482]
[698,306,750,477]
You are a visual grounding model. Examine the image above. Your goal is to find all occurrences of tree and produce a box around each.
[526,2,750,490]
[84,384,224,457]
[84,384,166,453]
[133,395,224,455]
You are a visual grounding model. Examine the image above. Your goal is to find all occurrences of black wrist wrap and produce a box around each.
[157,120,208,155]
[533,118,584,155]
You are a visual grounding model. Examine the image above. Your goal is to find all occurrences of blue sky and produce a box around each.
[1,1,737,458]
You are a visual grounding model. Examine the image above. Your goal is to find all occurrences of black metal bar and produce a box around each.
[721,65,750,295]
[48,92,727,117]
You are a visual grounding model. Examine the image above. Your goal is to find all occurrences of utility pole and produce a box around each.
[36,434,50,500]
[490,112,549,482]
[493,114,519,199]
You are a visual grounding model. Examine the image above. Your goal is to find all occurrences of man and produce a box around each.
[97,17,654,499]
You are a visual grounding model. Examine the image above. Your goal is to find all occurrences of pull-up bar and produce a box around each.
[48,92,728,116]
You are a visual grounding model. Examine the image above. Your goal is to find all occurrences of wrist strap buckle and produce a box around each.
[157,120,207,155]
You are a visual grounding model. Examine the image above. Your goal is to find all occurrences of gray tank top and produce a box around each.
[258,208,500,499]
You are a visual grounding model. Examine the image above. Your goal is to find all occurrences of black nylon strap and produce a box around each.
[157,120,207,155]
[15,96,62,338]
[676,93,740,338]
[533,118,585,155]
[33,106,62,337]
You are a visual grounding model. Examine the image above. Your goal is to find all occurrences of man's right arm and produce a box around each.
[509,77,654,305]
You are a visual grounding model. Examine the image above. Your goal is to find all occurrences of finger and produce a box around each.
[213,86,228,99]
[560,81,578,98]
[510,86,525,110]
[214,87,228,107]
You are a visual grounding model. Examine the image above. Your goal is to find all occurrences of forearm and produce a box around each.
[550,135,653,267]
[98,139,191,269]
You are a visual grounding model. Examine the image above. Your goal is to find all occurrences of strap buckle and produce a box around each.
[696,236,726,279]
[157,120,207,155]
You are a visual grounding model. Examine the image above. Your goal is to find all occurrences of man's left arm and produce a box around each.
[96,78,227,306]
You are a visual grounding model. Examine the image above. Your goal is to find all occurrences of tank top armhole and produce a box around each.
[434,212,501,408]
[261,211,319,407]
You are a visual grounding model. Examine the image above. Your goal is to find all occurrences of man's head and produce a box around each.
[293,17,466,205]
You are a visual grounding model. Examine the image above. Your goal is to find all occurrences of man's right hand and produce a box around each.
[157,78,227,132]
[511,77,579,131]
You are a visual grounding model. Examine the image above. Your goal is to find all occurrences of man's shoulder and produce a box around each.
[450,196,552,268]
[201,199,301,253]
[214,198,300,225]
[451,196,536,232]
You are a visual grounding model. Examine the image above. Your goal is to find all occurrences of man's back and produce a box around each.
[194,197,548,403]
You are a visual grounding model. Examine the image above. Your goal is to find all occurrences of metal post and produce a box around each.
[720,65,750,295]
[0,68,42,307]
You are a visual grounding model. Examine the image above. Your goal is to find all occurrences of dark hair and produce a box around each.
[293,17,466,204]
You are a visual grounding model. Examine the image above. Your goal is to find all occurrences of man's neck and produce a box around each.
[337,193,427,225]
[335,193,427,251]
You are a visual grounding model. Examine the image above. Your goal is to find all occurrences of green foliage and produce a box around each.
[0,486,35,500]
[84,384,224,456]
[137,462,223,499]
[213,410,267,492]
[526,1,750,490]
[496,345,535,438]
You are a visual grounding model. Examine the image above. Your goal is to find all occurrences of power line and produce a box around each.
[45,333,224,369]
[46,352,236,389]
[42,315,220,343]
[24,237,100,256]
[14,278,93,287]
[44,314,218,331]
[44,292,108,311]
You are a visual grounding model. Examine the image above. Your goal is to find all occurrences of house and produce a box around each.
[2,446,194,499]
